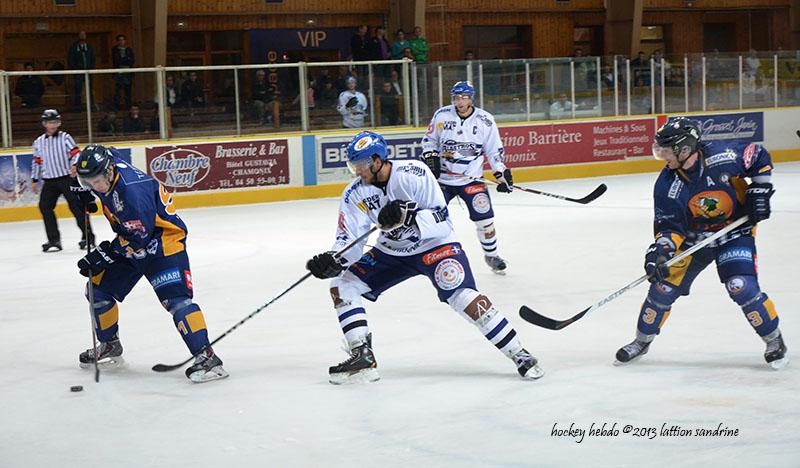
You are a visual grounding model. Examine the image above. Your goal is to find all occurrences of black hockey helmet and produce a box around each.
[75,145,114,186]
[41,109,61,122]
[653,116,701,162]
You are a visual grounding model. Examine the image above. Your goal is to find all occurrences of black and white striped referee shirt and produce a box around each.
[31,131,80,180]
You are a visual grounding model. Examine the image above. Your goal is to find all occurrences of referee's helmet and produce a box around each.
[41,109,61,122]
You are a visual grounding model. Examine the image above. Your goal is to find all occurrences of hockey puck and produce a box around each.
[70,385,83,392]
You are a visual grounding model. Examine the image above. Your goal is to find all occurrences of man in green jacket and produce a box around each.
[409,26,429,63]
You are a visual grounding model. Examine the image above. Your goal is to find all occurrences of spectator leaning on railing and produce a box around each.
[409,26,429,63]
[391,29,409,60]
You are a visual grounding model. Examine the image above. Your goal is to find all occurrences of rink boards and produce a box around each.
[2,107,799,222]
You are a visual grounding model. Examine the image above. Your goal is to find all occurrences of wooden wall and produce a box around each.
[0,0,130,16]
[165,15,383,32]
[167,0,387,14]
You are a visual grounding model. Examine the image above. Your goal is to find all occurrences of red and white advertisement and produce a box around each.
[498,118,656,168]
[145,139,290,192]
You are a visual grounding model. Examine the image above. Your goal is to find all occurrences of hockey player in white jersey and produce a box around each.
[337,76,368,128]
[421,81,513,274]
[306,131,543,384]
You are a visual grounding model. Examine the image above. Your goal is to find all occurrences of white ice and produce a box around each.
[2,164,799,468]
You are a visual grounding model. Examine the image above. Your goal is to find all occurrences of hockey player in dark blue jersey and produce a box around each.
[73,145,228,382]
[615,117,788,369]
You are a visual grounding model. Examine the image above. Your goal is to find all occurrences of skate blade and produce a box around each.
[188,366,230,383]
[613,352,647,367]
[79,356,125,370]
[491,269,507,276]
[329,367,380,385]
[520,364,545,380]
[769,356,789,370]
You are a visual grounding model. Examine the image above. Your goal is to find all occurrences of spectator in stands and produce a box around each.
[549,93,572,116]
[181,71,205,108]
[402,47,415,61]
[111,34,135,111]
[317,81,338,109]
[252,69,275,125]
[409,26,429,63]
[292,78,316,110]
[314,68,332,96]
[745,48,762,80]
[351,25,369,62]
[67,31,96,111]
[631,51,648,83]
[334,66,353,93]
[97,111,118,137]
[389,68,403,95]
[651,49,670,85]
[379,81,399,126]
[464,50,475,61]
[391,29,409,60]
[164,75,179,107]
[14,62,45,108]
[123,104,146,134]
[370,25,391,79]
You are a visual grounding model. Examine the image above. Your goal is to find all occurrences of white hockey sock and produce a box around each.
[475,218,498,256]
[448,288,522,358]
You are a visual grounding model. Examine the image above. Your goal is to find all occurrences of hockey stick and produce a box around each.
[519,216,750,330]
[84,209,100,383]
[152,226,379,372]
[446,172,607,204]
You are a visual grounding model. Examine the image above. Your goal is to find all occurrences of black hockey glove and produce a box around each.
[71,183,98,213]
[745,182,774,224]
[78,241,120,277]
[494,169,514,193]
[345,96,359,109]
[644,239,676,284]
[306,251,344,279]
[377,200,417,231]
[422,151,441,179]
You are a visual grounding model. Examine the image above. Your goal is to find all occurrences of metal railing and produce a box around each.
[2,51,800,148]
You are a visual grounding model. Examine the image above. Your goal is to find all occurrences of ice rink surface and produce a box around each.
[2,163,799,468]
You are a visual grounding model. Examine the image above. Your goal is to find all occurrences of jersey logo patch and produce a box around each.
[434,258,466,290]
[464,184,486,195]
[150,268,182,290]
[743,144,757,169]
[422,244,462,266]
[668,178,683,199]
[688,191,734,221]
[471,193,491,214]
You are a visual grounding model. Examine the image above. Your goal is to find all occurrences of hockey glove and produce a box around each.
[345,96,359,109]
[745,182,774,224]
[78,241,120,277]
[494,169,514,193]
[377,200,417,231]
[422,151,441,179]
[306,251,344,279]
[644,239,676,284]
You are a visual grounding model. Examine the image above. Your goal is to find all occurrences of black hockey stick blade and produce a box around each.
[796,129,800,139]
[571,183,607,204]
[519,305,588,330]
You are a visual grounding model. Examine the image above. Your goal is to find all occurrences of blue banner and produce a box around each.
[692,111,764,143]
[319,135,425,170]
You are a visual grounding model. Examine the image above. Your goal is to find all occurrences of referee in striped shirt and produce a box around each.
[32,109,93,252]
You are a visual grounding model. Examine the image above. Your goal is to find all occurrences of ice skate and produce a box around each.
[185,347,229,383]
[764,331,788,370]
[79,233,95,250]
[512,348,544,380]
[484,255,507,275]
[79,339,124,369]
[42,241,62,253]
[329,334,380,385]
[614,336,652,365]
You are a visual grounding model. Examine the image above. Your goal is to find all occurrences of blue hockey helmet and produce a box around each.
[450,81,475,97]
[345,131,388,175]
[75,144,114,189]
[653,116,701,164]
